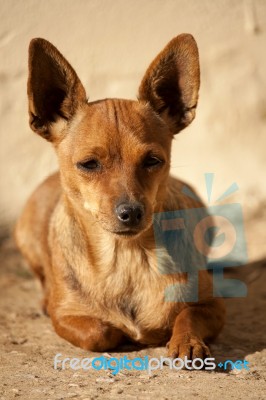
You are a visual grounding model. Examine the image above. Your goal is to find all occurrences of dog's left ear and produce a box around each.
[138,34,200,134]
[28,38,87,141]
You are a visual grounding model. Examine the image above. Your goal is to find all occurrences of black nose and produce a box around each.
[115,202,144,227]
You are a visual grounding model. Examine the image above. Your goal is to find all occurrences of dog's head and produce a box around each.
[27,35,200,237]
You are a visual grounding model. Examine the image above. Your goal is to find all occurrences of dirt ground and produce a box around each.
[0,211,266,400]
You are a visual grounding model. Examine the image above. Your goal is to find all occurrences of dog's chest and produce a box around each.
[84,244,188,342]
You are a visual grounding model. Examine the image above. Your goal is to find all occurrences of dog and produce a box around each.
[15,34,225,360]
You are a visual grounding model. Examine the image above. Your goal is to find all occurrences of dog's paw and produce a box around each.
[167,332,211,361]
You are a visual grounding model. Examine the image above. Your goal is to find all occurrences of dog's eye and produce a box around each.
[77,159,101,171]
[143,156,163,169]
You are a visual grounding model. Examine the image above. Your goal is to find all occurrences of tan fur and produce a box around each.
[15,34,225,358]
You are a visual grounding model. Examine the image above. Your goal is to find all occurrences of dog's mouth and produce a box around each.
[110,222,153,238]
[112,229,140,237]
[99,215,153,238]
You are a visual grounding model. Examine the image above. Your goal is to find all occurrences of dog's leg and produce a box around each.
[51,314,125,351]
[167,298,225,359]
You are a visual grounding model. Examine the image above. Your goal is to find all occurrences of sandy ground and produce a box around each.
[0,212,266,400]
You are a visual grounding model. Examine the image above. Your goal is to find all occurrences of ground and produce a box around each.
[0,212,266,400]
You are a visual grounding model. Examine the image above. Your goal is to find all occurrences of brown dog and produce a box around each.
[15,34,225,360]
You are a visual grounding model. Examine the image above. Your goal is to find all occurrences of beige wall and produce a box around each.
[0,0,266,229]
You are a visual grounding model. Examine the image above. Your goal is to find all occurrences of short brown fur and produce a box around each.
[15,34,225,359]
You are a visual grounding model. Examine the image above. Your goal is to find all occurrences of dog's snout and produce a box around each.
[115,202,144,227]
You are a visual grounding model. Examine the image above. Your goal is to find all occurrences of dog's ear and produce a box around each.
[28,38,86,141]
[138,34,200,134]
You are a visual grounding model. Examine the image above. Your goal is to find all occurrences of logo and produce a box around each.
[53,354,249,375]
[217,360,249,371]
[153,173,248,301]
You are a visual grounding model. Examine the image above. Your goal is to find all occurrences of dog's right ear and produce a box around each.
[138,34,200,134]
[28,38,86,141]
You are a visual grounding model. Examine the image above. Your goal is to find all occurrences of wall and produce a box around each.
[0,0,266,230]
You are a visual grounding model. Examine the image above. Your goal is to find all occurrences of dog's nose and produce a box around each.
[115,202,144,227]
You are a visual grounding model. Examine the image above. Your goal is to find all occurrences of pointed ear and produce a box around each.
[138,34,200,134]
[27,38,87,141]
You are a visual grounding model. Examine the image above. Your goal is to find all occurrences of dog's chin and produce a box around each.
[99,216,153,239]
[102,221,153,239]
[113,230,141,238]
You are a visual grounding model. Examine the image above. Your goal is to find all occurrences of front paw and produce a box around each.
[167,332,211,361]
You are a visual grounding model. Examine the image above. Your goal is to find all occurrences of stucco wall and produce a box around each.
[0,0,266,229]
